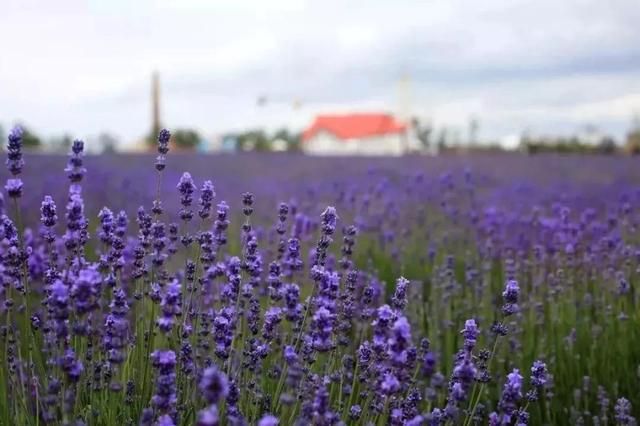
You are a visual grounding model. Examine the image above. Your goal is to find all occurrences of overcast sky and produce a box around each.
[1,0,640,147]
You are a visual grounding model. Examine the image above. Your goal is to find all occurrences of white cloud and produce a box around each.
[0,0,639,146]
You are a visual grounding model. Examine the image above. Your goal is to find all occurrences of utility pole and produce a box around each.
[151,71,161,145]
[397,73,411,153]
[468,116,479,146]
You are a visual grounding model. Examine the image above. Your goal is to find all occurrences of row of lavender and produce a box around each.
[0,126,638,425]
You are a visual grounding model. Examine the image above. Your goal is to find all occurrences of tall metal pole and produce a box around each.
[151,71,161,144]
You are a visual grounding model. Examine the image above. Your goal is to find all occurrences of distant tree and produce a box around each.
[50,134,73,153]
[273,128,291,142]
[0,125,4,151]
[146,126,165,148]
[595,137,617,155]
[287,132,302,152]
[468,116,479,145]
[173,129,200,150]
[98,132,119,153]
[626,131,640,155]
[220,134,239,151]
[254,133,271,152]
[412,117,433,151]
[16,125,42,149]
[237,130,270,152]
[273,128,302,152]
[626,115,640,155]
[436,128,448,153]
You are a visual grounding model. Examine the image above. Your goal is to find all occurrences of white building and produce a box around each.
[302,113,417,156]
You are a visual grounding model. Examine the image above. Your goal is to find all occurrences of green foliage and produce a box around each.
[237,129,270,151]
[522,136,619,155]
[626,129,640,154]
[98,132,119,153]
[411,117,434,151]
[49,134,73,153]
[173,128,200,150]
[16,124,42,148]
[273,128,302,152]
[147,122,163,147]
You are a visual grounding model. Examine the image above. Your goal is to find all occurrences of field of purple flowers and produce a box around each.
[1,127,638,425]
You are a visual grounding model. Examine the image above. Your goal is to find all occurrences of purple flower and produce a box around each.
[157,279,181,333]
[71,267,101,316]
[214,201,230,246]
[242,192,254,217]
[614,397,635,425]
[140,408,154,426]
[320,206,338,235]
[497,369,523,422]
[422,350,437,378]
[502,279,520,316]
[530,360,548,387]
[40,196,58,227]
[98,207,115,244]
[155,128,171,171]
[156,414,175,426]
[405,415,425,426]
[198,180,216,219]
[617,274,630,296]
[340,224,358,269]
[313,206,338,266]
[6,125,24,176]
[60,349,84,382]
[391,276,410,311]
[262,307,283,341]
[199,366,229,405]
[311,306,335,352]
[177,172,196,221]
[451,382,465,401]
[380,371,400,394]
[503,279,520,303]
[283,346,298,365]
[49,279,70,340]
[452,357,477,389]
[388,315,412,365]
[282,283,302,323]
[103,287,129,364]
[150,350,177,416]
[373,304,396,348]
[461,319,479,352]
[5,178,23,198]
[257,414,279,426]
[312,380,338,424]
[284,238,303,274]
[1,214,17,240]
[64,188,87,250]
[349,405,362,420]
[516,409,529,425]
[276,202,289,238]
[65,139,86,184]
[196,406,219,426]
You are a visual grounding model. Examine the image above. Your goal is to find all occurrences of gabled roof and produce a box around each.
[302,113,407,141]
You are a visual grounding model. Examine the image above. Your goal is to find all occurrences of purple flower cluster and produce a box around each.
[0,128,638,425]
[4,127,24,198]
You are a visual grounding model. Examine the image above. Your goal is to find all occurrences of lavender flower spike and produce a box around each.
[6,125,24,176]
[40,195,58,228]
[155,128,171,171]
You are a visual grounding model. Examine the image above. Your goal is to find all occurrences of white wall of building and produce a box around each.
[305,130,406,156]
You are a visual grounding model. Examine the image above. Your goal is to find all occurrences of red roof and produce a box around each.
[302,113,407,141]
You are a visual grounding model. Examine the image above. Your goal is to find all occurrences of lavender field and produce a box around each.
[1,127,639,425]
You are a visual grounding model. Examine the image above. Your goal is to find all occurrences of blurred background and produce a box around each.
[1,0,640,155]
